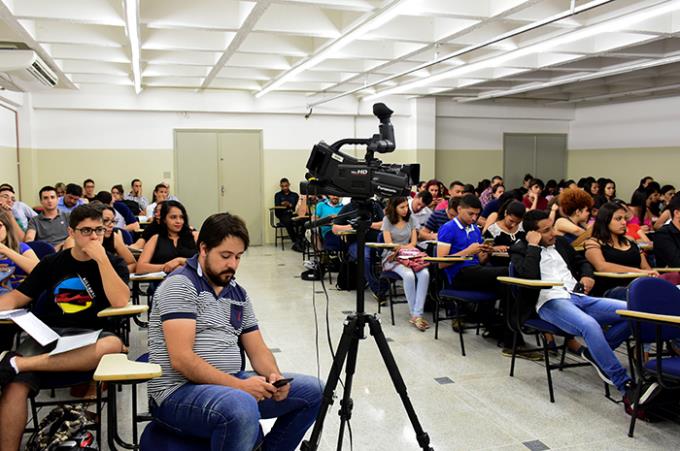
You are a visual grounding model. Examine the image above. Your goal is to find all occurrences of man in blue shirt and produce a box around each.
[314,195,343,249]
[57,183,86,213]
[274,178,303,251]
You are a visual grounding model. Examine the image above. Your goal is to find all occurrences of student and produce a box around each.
[126,178,149,212]
[584,202,657,298]
[132,201,164,250]
[510,209,659,415]
[381,197,430,331]
[544,179,558,200]
[95,191,139,233]
[110,185,140,232]
[435,181,464,211]
[629,190,655,231]
[83,178,96,202]
[418,197,458,242]
[408,190,433,229]
[0,204,129,451]
[147,212,321,449]
[522,178,548,211]
[659,184,675,211]
[424,179,444,209]
[273,178,303,252]
[480,176,503,207]
[479,188,517,231]
[146,183,170,218]
[25,186,70,250]
[654,195,680,268]
[517,173,533,195]
[0,185,36,238]
[57,183,85,213]
[553,188,593,244]
[314,195,343,243]
[484,200,526,251]
[0,211,39,289]
[136,200,198,274]
[596,179,617,205]
[54,182,66,198]
[630,176,654,203]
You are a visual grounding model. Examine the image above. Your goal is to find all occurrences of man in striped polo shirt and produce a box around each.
[148,212,322,450]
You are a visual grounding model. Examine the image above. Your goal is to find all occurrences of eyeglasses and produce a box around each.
[75,227,106,236]
[102,219,115,226]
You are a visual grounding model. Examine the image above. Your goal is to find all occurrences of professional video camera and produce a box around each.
[300,103,419,198]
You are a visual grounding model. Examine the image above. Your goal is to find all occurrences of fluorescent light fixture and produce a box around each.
[255,0,411,98]
[125,0,141,94]
[364,0,680,102]
[464,53,680,102]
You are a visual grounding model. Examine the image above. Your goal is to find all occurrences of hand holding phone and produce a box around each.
[272,377,294,388]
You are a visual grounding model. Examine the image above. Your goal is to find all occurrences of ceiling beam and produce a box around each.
[200,1,272,90]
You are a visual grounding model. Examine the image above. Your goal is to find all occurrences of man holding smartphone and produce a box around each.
[148,212,322,451]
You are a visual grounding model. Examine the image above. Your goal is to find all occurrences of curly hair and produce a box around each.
[559,188,594,216]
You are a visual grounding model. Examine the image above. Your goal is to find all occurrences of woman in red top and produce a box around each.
[523,178,548,211]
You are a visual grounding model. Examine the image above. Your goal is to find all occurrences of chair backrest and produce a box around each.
[116,227,134,245]
[26,240,56,260]
[121,199,141,215]
[627,277,680,342]
[269,209,277,228]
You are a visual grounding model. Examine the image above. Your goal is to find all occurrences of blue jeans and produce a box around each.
[388,264,429,317]
[538,294,631,392]
[151,372,323,451]
[348,243,388,296]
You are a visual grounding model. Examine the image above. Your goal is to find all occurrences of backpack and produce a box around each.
[336,262,358,291]
[26,404,98,451]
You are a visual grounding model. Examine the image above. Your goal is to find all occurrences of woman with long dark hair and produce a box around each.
[423,179,445,209]
[137,200,198,274]
[382,196,430,331]
[584,202,657,297]
[484,200,526,250]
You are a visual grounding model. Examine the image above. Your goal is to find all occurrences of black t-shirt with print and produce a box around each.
[17,249,129,329]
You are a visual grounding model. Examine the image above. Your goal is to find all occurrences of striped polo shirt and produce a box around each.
[148,255,259,405]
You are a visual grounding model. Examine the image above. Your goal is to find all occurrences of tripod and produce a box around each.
[301,201,433,451]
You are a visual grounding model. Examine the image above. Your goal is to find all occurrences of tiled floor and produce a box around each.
[35,245,680,450]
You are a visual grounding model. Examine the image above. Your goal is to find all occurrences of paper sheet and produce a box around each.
[11,311,60,346]
[49,329,101,356]
[130,271,166,280]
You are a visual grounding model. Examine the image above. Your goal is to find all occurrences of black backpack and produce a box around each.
[336,262,358,291]
[26,404,98,451]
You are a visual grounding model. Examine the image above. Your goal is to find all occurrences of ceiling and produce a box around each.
[1,0,680,106]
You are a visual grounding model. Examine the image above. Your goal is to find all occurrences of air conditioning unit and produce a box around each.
[0,49,58,91]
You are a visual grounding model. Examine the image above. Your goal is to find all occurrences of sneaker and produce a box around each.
[624,380,661,406]
[0,351,19,387]
[501,348,544,361]
[580,347,614,386]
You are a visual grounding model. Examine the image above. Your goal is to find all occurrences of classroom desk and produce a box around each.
[593,272,647,279]
[497,276,564,288]
[366,242,399,249]
[616,309,680,325]
[653,267,680,273]
[336,229,357,236]
[424,256,473,263]
[97,303,149,318]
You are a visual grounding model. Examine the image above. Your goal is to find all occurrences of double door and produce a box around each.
[174,129,263,246]
[503,133,567,190]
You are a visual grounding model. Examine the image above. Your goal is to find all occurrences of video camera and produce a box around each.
[300,103,419,198]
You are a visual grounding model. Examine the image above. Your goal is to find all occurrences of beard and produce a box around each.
[204,261,236,287]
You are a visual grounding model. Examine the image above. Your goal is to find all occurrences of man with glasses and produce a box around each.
[57,183,85,214]
[25,186,71,250]
[0,204,130,450]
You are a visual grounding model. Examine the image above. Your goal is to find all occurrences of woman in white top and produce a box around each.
[382,197,430,331]
[145,183,170,217]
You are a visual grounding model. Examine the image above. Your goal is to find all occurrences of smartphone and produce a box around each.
[483,238,495,247]
[272,377,294,388]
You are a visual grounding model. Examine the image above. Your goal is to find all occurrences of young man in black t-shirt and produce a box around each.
[0,204,130,450]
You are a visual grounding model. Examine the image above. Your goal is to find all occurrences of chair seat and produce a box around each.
[140,421,209,451]
[524,318,565,335]
[439,289,497,303]
[380,271,402,281]
[645,357,680,377]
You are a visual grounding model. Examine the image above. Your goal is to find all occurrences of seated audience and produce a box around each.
[480,189,519,231]
[146,183,170,218]
[110,185,141,231]
[126,178,149,212]
[418,197,458,242]
[435,181,464,211]
[136,200,198,274]
[162,182,179,202]
[294,194,318,219]
[0,204,129,451]
[630,176,654,204]
[132,201,164,249]
[653,185,676,230]
[381,197,430,331]
[147,212,322,449]
[480,176,503,207]
[424,179,445,209]
[584,202,656,297]
[629,189,656,232]
[95,191,139,233]
[315,195,343,244]
[554,188,593,244]
[0,185,36,238]
[558,179,578,193]
[54,182,66,198]
[522,178,548,211]
[596,179,617,206]
[415,181,426,193]
[274,178,304,252]
[620,203,652,243]
[544,179,558,200]
[83,178,96,202]
[0,211,39,288]
[0,189,27,242]
[517,173,533,195]
[484,200,526,251]
[57,183,85,213]
[510,209,659,414]
[25,186,70,250]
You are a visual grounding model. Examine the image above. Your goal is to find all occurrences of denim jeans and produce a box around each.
[538,293,631,392]
[388,264,429,317]
[151,372,323,451]
[348,243,388,296]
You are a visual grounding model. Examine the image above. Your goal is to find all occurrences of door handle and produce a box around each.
[221,185,225,196]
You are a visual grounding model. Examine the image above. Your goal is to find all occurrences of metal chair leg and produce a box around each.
[539,334,556,403]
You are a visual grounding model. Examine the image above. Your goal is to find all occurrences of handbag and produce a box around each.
[396,248,430,272]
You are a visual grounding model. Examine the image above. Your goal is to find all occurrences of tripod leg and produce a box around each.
[366,315,433,451]
[336,321,362,451]
[301,315,362,451]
